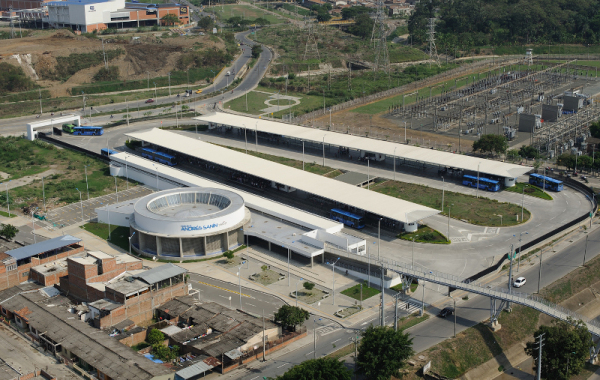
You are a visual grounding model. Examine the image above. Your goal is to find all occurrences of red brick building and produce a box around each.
[0,235,84,292]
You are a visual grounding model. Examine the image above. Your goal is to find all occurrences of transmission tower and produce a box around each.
[372,0,390,75]
[303,23,320,61]
[427,18,440,67]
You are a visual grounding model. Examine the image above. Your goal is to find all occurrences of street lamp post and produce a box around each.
[449,295,456,337]
[129,231,136,255]
[125,156,129,190]
[378,218,382,260]
[327,258,340,305]
[295,277,304,307]
[476,162,481,198]
[514,232,529,272]
[152,164,159,190]
[2,181,10,217]
[42,176,46,212]
[393,147,396,181]
[84,165,90,200]
[75,188,84,222]
[322,135,325,166]
[237,261,246,310]
[114,176,118,203]
[441,176,445,212]
[313,318,321,360]
[31,211,37,244]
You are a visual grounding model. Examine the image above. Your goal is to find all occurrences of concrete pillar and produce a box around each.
[311,256,314,268]
[321,253,325,263]
[203,236,207,255]
[179,238,184,258]
[268,241,271,251]
[156,236,162,256]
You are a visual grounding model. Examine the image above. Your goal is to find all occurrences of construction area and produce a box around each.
[386,56,600,156]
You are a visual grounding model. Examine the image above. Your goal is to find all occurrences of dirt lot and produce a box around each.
[0,29,225,97]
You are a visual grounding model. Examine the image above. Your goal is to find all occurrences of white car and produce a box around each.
[513,277,526,288]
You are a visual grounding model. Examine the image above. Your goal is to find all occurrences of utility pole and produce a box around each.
[536,333,544,380]
[262,309,266,361]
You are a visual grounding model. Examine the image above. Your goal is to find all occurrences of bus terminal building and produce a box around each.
[194,113,532,188]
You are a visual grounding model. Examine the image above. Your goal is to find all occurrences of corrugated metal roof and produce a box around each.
[6,235,81,261]
[194,113,533,179]
[134,263,187,285]
[125,129,440,224]
[175,360,215,379]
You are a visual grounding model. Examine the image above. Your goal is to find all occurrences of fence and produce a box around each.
[461,175,597,284]
[294,56,521,123]
[37,133,108,162]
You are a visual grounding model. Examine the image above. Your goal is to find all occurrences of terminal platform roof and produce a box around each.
[194,113,532,179]
[110,153,341,232]
[126,128,439,223]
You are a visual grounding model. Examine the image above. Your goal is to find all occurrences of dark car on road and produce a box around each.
[438,307,454,318]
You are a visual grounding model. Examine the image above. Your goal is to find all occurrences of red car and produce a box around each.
[145,98,155,104]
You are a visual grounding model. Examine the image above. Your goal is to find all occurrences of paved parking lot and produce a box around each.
[45,186,153,228]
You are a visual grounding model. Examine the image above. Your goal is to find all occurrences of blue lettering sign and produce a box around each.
[180,223,220,232]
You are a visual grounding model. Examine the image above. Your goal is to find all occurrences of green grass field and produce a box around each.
[341,283,381,301]
[81,222,130,252]
[225,90,272,114]
[398,225,449,244]
[280,3,310,16]
[352,73,472,115]
[0,137,131,210]
[373,180,530,226]
[504,182,553,201]
[211,4,283,24]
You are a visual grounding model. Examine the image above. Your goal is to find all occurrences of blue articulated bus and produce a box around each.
[330,208,366,229]
[140,147,178,166]
[462,174,500,192]
[529,173,563,192]
[101,148,118,156]
[73,126,104,136]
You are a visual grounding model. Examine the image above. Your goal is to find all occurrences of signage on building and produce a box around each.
[89,5,96,11]
[179,6,187,14]
[180,221,227,232]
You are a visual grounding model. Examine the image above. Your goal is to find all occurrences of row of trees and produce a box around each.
[224,16,271,29]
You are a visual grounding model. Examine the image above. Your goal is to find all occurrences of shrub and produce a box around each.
[303,282,315,291]
[147,328,165,345]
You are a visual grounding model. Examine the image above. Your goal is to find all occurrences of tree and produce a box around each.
[93,66,119,82]
[147,328,165,345]
[556,153,576,170]
[251,44,262,58]
[303,282,315,291]
[273,305,309,332]
[356,325,414,380]
[316,12,332,22]
[254,17,270,27]
[348,14,375,39]
[506,149,520,161]
[472,134,508,156]
[0,224,18,241]
[276,358,352,380]
[223,251,234,262]
[161,13,180,26]
[198,16,214,32]
[518,145,540,159]
[578,155,593,170]
[525,319,594,380]
[152,343,179,361]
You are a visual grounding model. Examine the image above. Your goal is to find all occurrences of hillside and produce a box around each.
[409,0,600,50]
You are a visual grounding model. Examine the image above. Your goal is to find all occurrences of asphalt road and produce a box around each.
[212,224,600,379]
[0,29,272,136]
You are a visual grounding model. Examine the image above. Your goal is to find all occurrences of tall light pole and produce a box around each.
[237,261,246,310]
[30,210,37,244]
[125,156,129,190]
[168,72,171,97]
[2,181,10,217]
[42,176,46,212]
[295,277,304,307]
[476,162,481,198]
[243,124,248,153]
[378,218,382,260]
[404,121,407,143]
[393,147,396,181]
[521,185,526,222]
[129,231,136,255]
[322,135,325,166]
[313,317,322,360]
[441,176,445,212]
[327,258,340,305]
[84,165,90,200]
[114,176,118,203]
[449,295,456,337]
[514,232,529,272]
[447,205,451,241]
[152,164,159,190]
[75,188,84,222]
